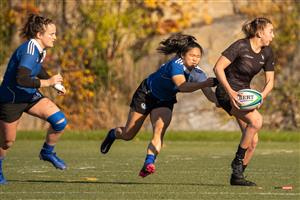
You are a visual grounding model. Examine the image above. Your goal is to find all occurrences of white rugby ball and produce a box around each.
[238,89,262,110]
[54,83,65,92]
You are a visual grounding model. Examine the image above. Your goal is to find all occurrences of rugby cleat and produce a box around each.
[230,159,256,186]
[230,174,257,186]
[139,163,155,178]
[0,173,7,185]
[100,129,116,154]
[39,151,66,170]
[231,158,244,179]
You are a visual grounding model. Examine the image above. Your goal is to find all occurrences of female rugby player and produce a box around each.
[0,14,67,184]
[214,17,275,186]
[100,33,218,178]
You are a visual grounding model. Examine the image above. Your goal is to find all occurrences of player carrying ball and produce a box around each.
[214,17,275,186]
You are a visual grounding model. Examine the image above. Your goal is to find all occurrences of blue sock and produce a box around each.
[0,157,3,174]
[145,154,156,165]
[41,142,55,154]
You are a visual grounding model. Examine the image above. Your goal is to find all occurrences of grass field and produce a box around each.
[0,131,299,200]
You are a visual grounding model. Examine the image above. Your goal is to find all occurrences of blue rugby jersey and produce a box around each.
[0,39,46,103]
[147,57,207,101]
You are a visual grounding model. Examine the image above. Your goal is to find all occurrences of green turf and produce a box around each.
[0,140,299,199]
[16,130,300,142]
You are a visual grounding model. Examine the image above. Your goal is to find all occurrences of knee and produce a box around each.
[47,111,68,132]
[249,115,263,131]
[119,127,137,141]
[2,140,15,150]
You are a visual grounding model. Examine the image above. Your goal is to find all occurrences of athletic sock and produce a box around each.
[144,154,156,165]
[41,142,55,154]
[0,157,3,174]
[235,145,247,161]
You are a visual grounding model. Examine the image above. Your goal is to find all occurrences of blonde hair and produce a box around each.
[242,17,272,38]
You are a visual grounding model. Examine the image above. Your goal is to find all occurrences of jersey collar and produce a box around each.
[30,39,44,53]
[31,39,47,63]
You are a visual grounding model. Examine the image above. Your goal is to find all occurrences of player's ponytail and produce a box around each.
[242,17,272,39]
[157,33,203,57]
[20,13,53,39]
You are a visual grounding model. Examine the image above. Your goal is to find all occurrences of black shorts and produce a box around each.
[130,79,177,115]
[215,85,232,116]
[0,97,44,123]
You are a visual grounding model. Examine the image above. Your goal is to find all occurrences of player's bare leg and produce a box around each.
[236,118,259,172]
[101,109,147,154]
[230,108,262,186]
[139,107,172,178]
[0,120,19,184]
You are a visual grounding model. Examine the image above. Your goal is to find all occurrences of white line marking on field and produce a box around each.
[76,166,96,170]
[32,170,47,173]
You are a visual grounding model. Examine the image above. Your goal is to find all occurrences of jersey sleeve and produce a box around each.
[263,48,275,71]
[19,53,37,71]
[189,67,207,82]
[221,40,242,62]
[37,67,51,79]
[170,59,184,77]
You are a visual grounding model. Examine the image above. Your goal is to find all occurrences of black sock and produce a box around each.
[235,145,247,161]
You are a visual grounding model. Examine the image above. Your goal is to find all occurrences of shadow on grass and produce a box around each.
[8,179,226,187]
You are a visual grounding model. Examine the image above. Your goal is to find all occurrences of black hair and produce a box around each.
[20,13,54,39]
[157,33,204,57]
[242,17,272,39]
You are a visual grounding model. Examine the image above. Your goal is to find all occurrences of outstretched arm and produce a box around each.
[172,74,216,93]
[201,87,219,106]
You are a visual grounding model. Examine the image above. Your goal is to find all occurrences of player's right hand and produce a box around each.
[229,90,241,109]
[48,74,63,86]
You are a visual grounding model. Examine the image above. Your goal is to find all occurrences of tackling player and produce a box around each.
[100,33,218,178]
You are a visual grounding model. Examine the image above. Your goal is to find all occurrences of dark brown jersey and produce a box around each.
[222,38,275,91]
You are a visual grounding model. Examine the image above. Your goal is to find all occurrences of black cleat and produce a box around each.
[230,174,257,186]
[100,129,116,154]
[231,158,244,179]
[230,159,256,186]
